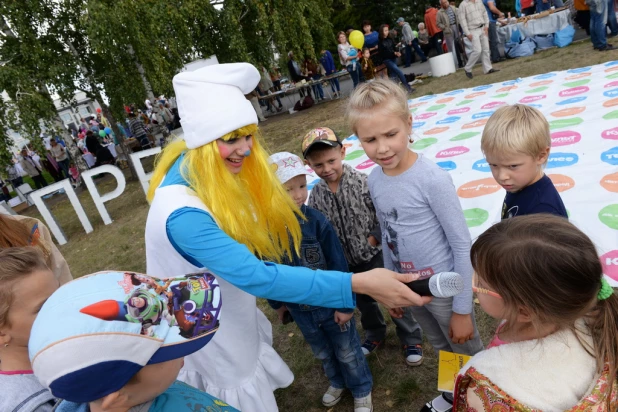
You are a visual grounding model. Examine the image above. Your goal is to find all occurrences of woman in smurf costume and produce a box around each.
[145,62,431,412]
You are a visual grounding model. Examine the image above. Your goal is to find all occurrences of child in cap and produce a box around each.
[303,127,391,360]
[28,270,239,412]
[268,152,373,412]
[481,104,567,219]
[0,247,59,412]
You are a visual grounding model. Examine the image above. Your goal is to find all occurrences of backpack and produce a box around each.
[505,29,536,59]
[533,34,555,50]
[293,95,315,111]
[553,24,575,47]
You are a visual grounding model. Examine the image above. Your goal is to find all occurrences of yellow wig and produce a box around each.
[147,125,302,262]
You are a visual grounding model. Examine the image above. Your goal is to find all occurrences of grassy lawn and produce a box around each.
[19,40,615,411]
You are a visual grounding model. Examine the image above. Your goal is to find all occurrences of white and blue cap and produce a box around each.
[29,271,222,403]
[269,152,310,184]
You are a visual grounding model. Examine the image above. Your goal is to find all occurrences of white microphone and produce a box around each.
[405,272,464,298]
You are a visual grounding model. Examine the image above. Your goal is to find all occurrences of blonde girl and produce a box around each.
[0,247,60,411]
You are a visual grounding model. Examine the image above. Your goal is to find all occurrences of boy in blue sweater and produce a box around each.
[268,152,373,412]
[481,104,568,219]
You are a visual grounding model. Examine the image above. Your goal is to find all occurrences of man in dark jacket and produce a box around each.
[287,51,312,98]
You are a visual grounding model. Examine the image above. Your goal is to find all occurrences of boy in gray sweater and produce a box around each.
[347,79,483,412]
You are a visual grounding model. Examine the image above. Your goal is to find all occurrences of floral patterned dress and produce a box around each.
[453,321,618,412]
[453,364,618,411]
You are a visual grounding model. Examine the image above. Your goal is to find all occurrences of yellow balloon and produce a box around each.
[349,30,365,50]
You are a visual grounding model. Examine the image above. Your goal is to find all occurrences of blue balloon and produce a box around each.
[104,127,112,135]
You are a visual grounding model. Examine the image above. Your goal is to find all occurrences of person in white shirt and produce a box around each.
[458,0,499,78]
[18,148,48,189]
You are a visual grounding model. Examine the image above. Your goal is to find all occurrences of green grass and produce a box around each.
[19,39,614,411]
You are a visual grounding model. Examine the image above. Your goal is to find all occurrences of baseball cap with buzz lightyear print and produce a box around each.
[28,271,223,403]
[270,152,310,184]
[301,127,342,158]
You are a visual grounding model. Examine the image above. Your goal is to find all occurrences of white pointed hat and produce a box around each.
[173,62,260,149]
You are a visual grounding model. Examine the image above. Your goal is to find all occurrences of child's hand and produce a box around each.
[388,307,404,318]
[367,235,379,247]
[275,305,289,323]
[449,313,475,344]
[334,311,354,325]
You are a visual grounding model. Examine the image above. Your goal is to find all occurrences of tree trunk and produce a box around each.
[127,44,156,102]
[65,40,139,180]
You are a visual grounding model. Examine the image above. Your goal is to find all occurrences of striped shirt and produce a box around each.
[129,117,148,138]
[459,0,489,35]
[446,7,456,24]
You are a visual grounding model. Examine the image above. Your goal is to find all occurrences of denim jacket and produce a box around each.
[268,205,353,313]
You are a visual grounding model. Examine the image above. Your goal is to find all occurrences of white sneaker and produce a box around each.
[405,344,423,366]
[354,393,373,412]
[422,393,453,411]
[322,386,344,407]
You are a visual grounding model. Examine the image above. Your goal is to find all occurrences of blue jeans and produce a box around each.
[382,59,411,91]
[591,0,608,49]
[413,38,427,61]
[328,77,340,92]
[291,307,372,398]
[608,0,618,35]
[346,64,360,88]
[311,75,325,99]
[404,43,414,66]
[536,0,551,13]
[57,158,70,179]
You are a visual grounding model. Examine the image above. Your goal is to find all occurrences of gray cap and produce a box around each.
[396,17,405,23]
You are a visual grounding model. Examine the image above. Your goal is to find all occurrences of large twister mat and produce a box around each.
[306,61,618,286]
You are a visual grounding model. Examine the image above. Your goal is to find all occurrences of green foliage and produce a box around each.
[0,0,342,167]
[331,0,428,35]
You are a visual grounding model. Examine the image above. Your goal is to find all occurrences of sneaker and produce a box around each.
[599,44,615,51]
[404,344,423,366]
[361,339,383,356]
[420,393,453,412]
[408,87,416,94]
[354,394,373,412]
[465,70,473,79]
[322,386,344,407]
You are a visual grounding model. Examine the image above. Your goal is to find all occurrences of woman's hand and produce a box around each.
[351,269,432,308]
[395,52,401,57]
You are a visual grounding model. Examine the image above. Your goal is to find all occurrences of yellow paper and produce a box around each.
[437,350,472,393]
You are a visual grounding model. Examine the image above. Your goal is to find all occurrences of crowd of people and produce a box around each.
[275,0,616,108]
[278,1,505,103]
[0,97,182,203]
[1,61,617,412]
[1,137,85,199]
